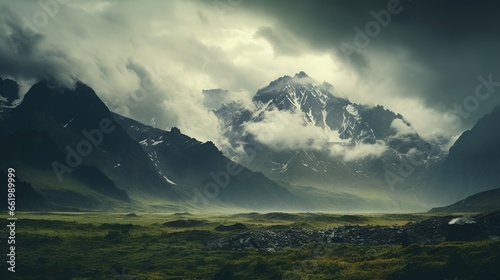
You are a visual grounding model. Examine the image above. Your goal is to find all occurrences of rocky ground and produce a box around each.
[206,212,500,251]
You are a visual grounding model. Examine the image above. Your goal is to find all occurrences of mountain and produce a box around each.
[429,187,500,213]
[0,76,20,123]
[113,113,309,210]
[0,78,306,211]
[211,72,445,211]
[421,107,500,206]
[0,80,185,210]
[0,76,20,104]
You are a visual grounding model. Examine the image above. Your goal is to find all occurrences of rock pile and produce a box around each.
[476,211,500,237]
[206,214,500,251]
[403,216,449,244]
[206,225,411,251]
[206,228,323,251]
[324,225,404,246]
[215,223,248,232]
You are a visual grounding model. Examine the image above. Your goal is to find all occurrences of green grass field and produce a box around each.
[1,212,499,279]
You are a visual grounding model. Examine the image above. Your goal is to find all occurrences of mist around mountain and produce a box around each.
[1,72,499,213]
[421,107,500,206]
[0,78,307,212]
[1,79,178,210]
[209,72,449,211]
[113,113,308,210]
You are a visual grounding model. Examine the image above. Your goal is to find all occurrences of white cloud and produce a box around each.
[341,141,388,162]
[326,48,461,141]
[390,118,416,138]
[203,88,255,111]
[0,0,463,147]
[244,109,345,151]
[244,109,388,162]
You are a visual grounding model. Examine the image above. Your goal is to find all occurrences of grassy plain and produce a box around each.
[1,212,499,279]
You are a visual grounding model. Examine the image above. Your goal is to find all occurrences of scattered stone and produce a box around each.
[163,219,205,227]
[403,216,449,245]
[126,213,139,217]
[449,216,476,225]
[206,213,500,251]
[476,210,500,237]
[266,248,276,253]
[215,223,248,232]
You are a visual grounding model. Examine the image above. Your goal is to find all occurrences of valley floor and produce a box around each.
[1,212,499,279]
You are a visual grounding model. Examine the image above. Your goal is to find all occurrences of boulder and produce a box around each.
[215,223,248,232]
[446,216,480,241]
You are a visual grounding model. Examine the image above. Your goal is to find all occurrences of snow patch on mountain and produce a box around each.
[345,104,360,120]
[162,175,177,185]
[62,118,74,128]
[151,140,163,146]
[210,72,446,186]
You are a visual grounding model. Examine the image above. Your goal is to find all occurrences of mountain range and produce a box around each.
[0,78,306,211]
[1,72,499,212]
[210,72,447,210]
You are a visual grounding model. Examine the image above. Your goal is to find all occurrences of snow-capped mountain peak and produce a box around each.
[210,72,446,190]
[252,72,374,145]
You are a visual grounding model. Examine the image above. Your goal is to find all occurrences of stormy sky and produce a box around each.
[1,0,499,145]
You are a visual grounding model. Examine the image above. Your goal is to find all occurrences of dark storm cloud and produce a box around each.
[255,26,301,56]
[0,1,237,142]
[0,4,121,89]
[2,0,499,140]
[212,0,500,128]
[0,6,70,82]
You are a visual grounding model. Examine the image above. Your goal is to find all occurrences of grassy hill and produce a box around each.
[430,188,500,213]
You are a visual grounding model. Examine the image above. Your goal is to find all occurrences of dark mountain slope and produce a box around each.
[0,80,187,210]
[113,113,310,210]
[422,107,500,206]
[0,78,312,211]
[10,81,180,197]
[429,187,500,213]
[0,168,47,211]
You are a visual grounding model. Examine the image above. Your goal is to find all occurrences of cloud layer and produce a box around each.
[244,109,388,162]
[1,0,499,146]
